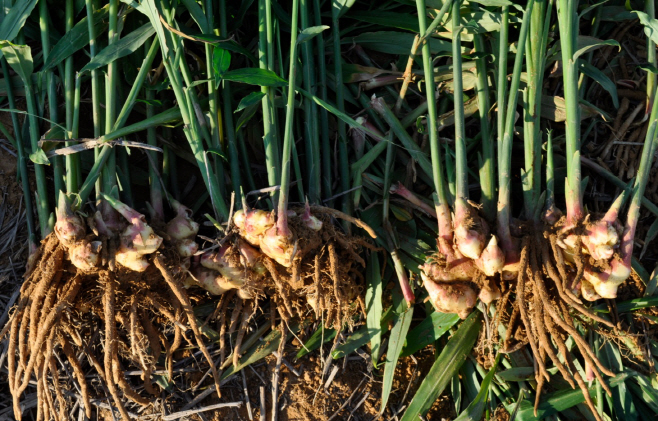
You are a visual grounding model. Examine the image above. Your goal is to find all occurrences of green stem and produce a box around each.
[301,0,320,203]
[647,0,656,117]
[219,0,242,201]
[2,59,36,248]
[113,38,159,132]
[102,0,119,197]
[415,0,450,208]
[146,84,163,221]
[496,6,509,165]
[452,0,467,201]
[522,0,547,220]
[24,70,51,236]
[64,0,80,194]
[557,0,583,223]
[259,0,279,206]
[546,130,555,210]
[474,33,494,221]
[382,131,396,221]
[40,0,64,201]
[277,0,300,231]
[314,0,332,203]
[497,0,535,254]
[85,0,102,200]
[332,6,352,222]
[72,74,82,190]
[621,85,658,265]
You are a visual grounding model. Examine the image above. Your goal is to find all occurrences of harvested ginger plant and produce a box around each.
[411,0,658,418]
[4,193,377,420]
[189,201,378,331]
[3,194,222,420]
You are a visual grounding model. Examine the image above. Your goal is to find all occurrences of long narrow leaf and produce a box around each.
[80,24,156,74]
[454,355,501,421]
[401,311,460,357]
[366,253,383,365]
[42,5,110,71]
[400,311,482,421]
[381,294,414,413]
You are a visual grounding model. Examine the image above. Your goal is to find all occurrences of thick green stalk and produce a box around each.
[497,0,536,254]
[647,0,656,117]
[146,86,163,221]
[300,0,320,203]
[202,0,219,151]
[157,3,228,219]
[622,85,658,265]
[2,59,36,247]
[496,7,509,164]
[102,0,119,197]
[113,38,159,131]
[40,0,64,200]
[474,33,494,221]
[452,0,467,201]
[259,0,279,206]
[72,74,82,190]
[64,0,79,194]
[332,5,352,221]
[314,0,331,202]
[219,0,242,200]
[415,0,449,207]
[85,0,103,200]
[277,0,300,226]
[24,69,51,236]
[557,0,583,223]
[522,0,546,220]
[237,131,256,192]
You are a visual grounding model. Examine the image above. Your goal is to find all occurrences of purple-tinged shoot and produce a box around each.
[565,177,584,228]
[390,182,437,218]
[302,200,323,231]
[166,199,200,241]
[475,235,505,277]
[582,258,630,299]
[102,194,163,271]
[54,192,86,247]
[260,206,295,267]
[582,193,624,260]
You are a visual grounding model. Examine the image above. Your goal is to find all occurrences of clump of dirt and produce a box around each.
[178,343,455,421]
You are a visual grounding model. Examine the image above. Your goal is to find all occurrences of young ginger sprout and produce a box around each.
[165,199,200,257]
[54,192,85,247]
[55,192,102,271]
[580,88,658,300]
[102,194,162,272]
